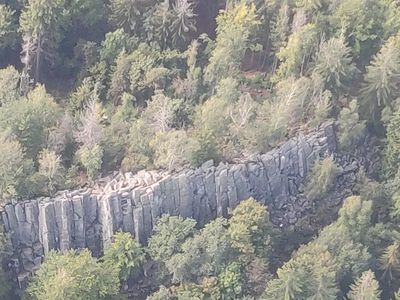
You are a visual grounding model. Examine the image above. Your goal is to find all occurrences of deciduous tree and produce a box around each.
[26,250,120,300]
[0,85,60,159]
[204,2,259,85]
[0,136,33,202]
[148,215,197,264]
[228,198,275,263]
[103,232,146,282]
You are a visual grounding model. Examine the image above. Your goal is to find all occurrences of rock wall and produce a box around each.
[0,123,338,288]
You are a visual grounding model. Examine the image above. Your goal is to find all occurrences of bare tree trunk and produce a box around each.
[260,51,268,71]
[250,50,255,68]
[261,25,271,70]
[35,35,42,83]
[300,53,306,76]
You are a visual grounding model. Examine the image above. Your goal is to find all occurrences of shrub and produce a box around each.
[79,144,104,180]
[305,156,340,201]
[150,130,198,171]
[0,136,34,202]
[338,99,366,150]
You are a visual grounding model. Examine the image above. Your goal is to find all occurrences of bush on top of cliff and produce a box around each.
[305,156,341,202]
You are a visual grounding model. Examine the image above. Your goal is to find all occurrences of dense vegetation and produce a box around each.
[1,0,400,299]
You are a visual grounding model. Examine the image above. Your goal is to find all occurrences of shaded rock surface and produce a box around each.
[1,122,374,289]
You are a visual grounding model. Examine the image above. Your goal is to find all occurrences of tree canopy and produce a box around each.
[1,0,400,299]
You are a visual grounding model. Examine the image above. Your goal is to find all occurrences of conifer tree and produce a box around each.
[379,243,400,282]
[347,270,381,300]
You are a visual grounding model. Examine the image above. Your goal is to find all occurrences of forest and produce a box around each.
[1,0,400,299]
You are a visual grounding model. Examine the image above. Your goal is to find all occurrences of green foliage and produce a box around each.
[73,95,103,148]
[175,283,204,300]
[143,1,173,49]
[20,0,71,80]
[106,42,165,101]
[274,24,319,81]
[316,196,373,282]
[338,99,366,150]
[69,0,105,27]
[146,286,174,300]
[35,149,65,195]
[0,4,17,50]
[334,196,373,243]
[109,0,146,33]
[190,130,220,167]
[103,232,145,282]
[264,244,339,300]
[0,136,33,201]
[20,0,69,38]
[151,130,198,171]
[228,198,275,262]
[26,249,120,300]
[265,196,373,299]
[330,0,386,61]
[391,192,400,219]
[239,76,317,153]
[218,262,243,299]
[107,52,136,104]
[121,119,154,172]
[378,243,400,283]
[269,2,291,53]
[0,85,60,159]
[194,96,230,141]
[305,156,340,201]
[312,35,356,93]
[99,29,137,65]
[0,66,20,106]
[102,93,137,172]
[384,108,400,178]
[143,91,175,133]
[69,78,95,114]
[5,2,400,299]
[347,270,381,300]
[216,77,240,103]
[361,36,400,121]
[78,144,103,180]
[167,218,232,282]
[239,100,286,153]
[169,0,197,49]
[148,215,197,264]
[264,259,310,300]
[307,89,332,128]
[204,2,260,85]
[142,0,196,50]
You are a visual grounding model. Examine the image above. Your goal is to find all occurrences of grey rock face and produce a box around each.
[1,122,352,288]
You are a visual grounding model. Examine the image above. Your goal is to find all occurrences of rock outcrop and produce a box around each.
[1,123,339,288]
